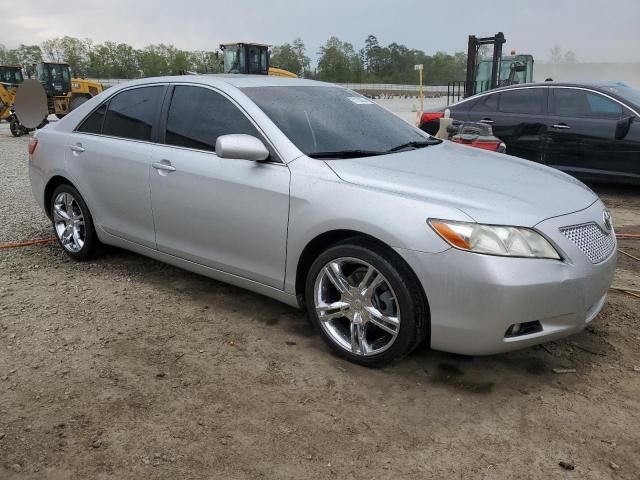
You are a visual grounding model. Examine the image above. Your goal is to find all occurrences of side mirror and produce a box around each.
[215,134,270,161]
[615,115,634,140]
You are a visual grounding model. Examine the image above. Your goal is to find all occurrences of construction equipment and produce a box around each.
[0,64,24,124]
[220,42,297,78]
[11,62,103,136]
[447,32,534,104]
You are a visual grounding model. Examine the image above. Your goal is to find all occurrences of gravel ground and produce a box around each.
[1,120,639,479]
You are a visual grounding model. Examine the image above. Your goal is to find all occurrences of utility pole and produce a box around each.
[414,64,424,112]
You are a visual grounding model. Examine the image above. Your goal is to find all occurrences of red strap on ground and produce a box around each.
[0,237,57,250]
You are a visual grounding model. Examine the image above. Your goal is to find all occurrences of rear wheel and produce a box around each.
[305,240,428,366]
[50,184,99,260]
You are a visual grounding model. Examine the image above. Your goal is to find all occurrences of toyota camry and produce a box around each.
[28,75,617,366]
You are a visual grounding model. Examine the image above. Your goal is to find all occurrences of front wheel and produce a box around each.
[50,184,100,260]
[9,117,23,137]
[305,240,428,366]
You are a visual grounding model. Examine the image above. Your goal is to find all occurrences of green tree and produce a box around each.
[189,50,221,74]
[271,43,301,74]
[317,37,360,82]
[291,38,310,73]
[138,45,169,77]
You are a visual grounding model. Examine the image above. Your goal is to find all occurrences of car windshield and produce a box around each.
[241,86,435,157]
[605,84,640,109]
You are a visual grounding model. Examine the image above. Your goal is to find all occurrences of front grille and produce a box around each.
[559,222,615,263]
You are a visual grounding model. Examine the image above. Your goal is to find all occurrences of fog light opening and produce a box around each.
[505,321,543,338]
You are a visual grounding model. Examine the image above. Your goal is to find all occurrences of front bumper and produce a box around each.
[396,201,617,355]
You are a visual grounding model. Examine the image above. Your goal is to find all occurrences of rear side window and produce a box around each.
[102,86,164,141]
[164,86,259,152]
[471,93,498,112]
[551,89,623,118]
[499,88,545,114]
[77,103,107,134]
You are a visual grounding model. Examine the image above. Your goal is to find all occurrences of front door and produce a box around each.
[545,87,634,179]
[148,85,290,289]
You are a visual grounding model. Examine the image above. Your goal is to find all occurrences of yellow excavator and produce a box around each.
[220,42,297,78]
[0,64,24,124]
[10,62,103,136]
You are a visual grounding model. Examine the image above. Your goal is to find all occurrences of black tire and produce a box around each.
[305,239,429,367]
[70,96,89,111]
[9,118,23,137]
[49,184,100,261]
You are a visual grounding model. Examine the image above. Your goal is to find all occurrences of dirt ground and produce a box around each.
[1,121,639,480]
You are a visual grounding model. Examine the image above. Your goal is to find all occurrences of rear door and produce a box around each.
[545,87,635,179]
[70,85,165,248]
[147,85,290,288]
[466,87,548,162]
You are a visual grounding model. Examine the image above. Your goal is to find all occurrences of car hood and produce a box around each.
[324,141,598,226]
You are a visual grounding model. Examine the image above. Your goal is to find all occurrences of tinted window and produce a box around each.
[102,86,164,141]
[551,89,623,118]
[499,89,545,114]
[165,86,260,152]
[242,86,430,156]
[471,93,498,112]
[77,103,107,134]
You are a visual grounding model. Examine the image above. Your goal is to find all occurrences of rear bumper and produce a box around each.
[396,201,617,355]
[28,163,46,213]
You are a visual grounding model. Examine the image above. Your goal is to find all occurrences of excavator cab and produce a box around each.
[221,43,270,75]
[0,65,24,87]
[35,62,72,97]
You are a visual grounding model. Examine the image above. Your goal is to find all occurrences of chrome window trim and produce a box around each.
[449,85,549,108]
[549,86,639,118]
[72,80,286,165]
[450,84,639,117]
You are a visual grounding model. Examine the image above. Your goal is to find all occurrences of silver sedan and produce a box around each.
[28,75,617,366]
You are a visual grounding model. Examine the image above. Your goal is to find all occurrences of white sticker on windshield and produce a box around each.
[347,96,374,105]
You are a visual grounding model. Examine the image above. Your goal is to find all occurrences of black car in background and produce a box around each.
[419,82,640,184]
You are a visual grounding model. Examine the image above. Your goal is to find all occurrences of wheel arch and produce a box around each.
[43,175,76,219]
[294,229,429,312]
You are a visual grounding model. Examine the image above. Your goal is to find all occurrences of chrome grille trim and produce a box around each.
[559,222,615,264]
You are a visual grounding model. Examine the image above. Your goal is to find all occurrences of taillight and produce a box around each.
[419,112,444,125]
[28,137,38,155]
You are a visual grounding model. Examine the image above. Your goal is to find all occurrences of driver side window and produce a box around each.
[164,86,262,154]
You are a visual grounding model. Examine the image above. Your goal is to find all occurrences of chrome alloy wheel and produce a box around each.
[53,192,85,253]
[314,257,401,356]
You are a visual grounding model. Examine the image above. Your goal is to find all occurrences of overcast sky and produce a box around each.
[2,0,639,63]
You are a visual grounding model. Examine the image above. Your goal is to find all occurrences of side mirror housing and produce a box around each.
[615,115,634,140]
[215,134,270,161]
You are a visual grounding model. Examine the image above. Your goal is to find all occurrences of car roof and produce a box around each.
[108,74,336,90]
[487,80,633,94]
[450,80,639,110]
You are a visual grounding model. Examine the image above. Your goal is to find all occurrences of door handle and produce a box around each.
[152,161,176,172]
[479,118,494,124]
[70,144,85,153]
[552,123,571,130]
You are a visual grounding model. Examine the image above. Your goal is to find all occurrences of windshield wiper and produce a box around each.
[386,140,439,153]
[307,149,387,159]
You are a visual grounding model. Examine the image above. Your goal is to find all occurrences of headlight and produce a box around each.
[428,219,561,259]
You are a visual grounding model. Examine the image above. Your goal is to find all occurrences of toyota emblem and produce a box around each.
[603,209,612,232]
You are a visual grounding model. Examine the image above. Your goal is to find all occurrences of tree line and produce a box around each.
[0,34,468,85]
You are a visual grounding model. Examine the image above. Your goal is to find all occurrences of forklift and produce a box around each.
[220,42,297,78]
[447,32,534,104]
[11,62,103,136]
